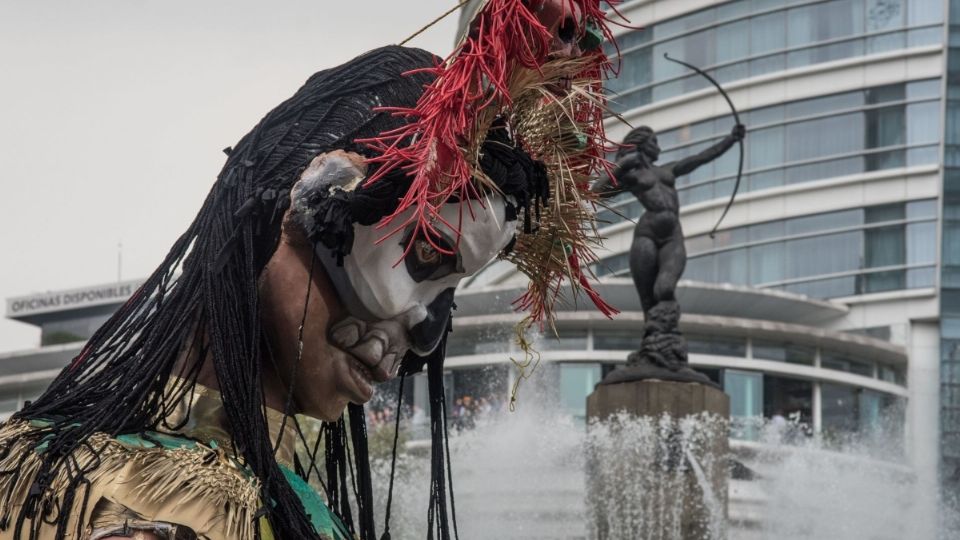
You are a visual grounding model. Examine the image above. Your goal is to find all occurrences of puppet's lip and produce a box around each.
[346,354,376,401]
[342,346,397,385]
[330,318,403,383]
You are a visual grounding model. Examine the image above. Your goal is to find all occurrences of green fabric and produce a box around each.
[279,465,352,540]
[115,431,197,450]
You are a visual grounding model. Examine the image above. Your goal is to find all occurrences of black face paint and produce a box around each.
[408,288,456,355]
[501,234,518,256]
[400,228,463,283]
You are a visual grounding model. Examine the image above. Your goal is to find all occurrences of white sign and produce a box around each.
[6,279,145,319]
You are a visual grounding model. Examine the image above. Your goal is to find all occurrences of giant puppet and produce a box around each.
[0,2,620,540]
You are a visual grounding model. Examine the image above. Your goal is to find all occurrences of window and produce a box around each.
[908,101,941,145]
[907,0,943,25]
[879,364,906,385]
[450,366,509,416]
[716,248,749,285]
[822,383,860,437]
[864,226,906,291]
[866,83,906,104]
[684,256,714,282]
[726,370,764,441]
[866,203,906,223]
[785,275,858,298]
[594,330,641,351]
[866,106,906,149]
[821,383,905,450]
[866,0,905,32]
[606,0,941,111]
[716,19,750,64]
[822,352,875,377]
[537,329,588,351]
[592,252,630,277]
[763,375,813,429]
[678,198,936,299]
[753,340,815,365]
[688,335,747,357]
[907,222,937,265]
[446,328,512,356]
[786,208,862,235]
[747,125,785,169]
[41,314,111,346]
[560,363,603,422]
[788,0,864,51]
[785,232,862,280]
[748,243,785,285]
[750,10,786,55]
[786,113,864,162]
[907,199,938,219]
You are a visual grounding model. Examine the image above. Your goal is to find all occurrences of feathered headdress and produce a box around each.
[358,0,621,330]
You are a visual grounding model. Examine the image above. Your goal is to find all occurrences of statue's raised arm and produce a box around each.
[667,124,746,177]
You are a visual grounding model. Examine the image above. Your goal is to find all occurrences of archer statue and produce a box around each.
[594,122,746,383]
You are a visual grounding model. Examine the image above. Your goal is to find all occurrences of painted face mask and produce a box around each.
[291,150,518,368]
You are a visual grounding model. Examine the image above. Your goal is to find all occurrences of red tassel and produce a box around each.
[357,0,621,319]
[568,248,620,318]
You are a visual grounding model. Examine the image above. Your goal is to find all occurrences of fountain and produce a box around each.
[357,379,939,539]
[584,411,728,539]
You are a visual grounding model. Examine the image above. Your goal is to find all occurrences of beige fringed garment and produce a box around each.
[0,381,299,540]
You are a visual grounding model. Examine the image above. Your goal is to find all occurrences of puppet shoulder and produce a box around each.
[0,421,266,540]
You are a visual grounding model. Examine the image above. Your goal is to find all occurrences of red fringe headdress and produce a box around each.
[358,0,621,334]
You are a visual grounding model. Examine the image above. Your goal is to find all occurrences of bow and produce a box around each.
[664,53,743,239]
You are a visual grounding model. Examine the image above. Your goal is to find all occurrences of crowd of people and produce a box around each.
[364,392,507,436]
[449,395,505,431]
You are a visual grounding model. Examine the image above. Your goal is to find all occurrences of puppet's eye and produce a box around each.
[402,230,463,283]
[414,239,441,266]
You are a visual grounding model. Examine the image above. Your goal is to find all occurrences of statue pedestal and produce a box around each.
[586,379,730,540]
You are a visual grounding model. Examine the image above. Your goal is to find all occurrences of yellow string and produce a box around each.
[508,317,542,412]
[398,0,474,47]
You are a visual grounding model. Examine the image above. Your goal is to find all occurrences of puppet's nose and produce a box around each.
[407,288,455,356]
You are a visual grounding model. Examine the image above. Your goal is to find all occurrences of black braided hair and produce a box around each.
[6,45,438,540]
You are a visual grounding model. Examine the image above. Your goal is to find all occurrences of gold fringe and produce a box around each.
[0,422,262,540]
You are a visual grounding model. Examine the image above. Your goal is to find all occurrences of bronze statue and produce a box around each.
[594,123,745,384]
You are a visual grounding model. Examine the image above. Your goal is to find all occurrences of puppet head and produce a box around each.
[292,1,621,384]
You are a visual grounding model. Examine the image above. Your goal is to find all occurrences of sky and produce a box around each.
[0,0,461,352]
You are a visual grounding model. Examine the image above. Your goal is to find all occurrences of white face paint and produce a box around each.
[317,197,515,383]
[346,198,515,328]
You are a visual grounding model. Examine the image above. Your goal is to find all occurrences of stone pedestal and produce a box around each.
[586,380,730,540]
